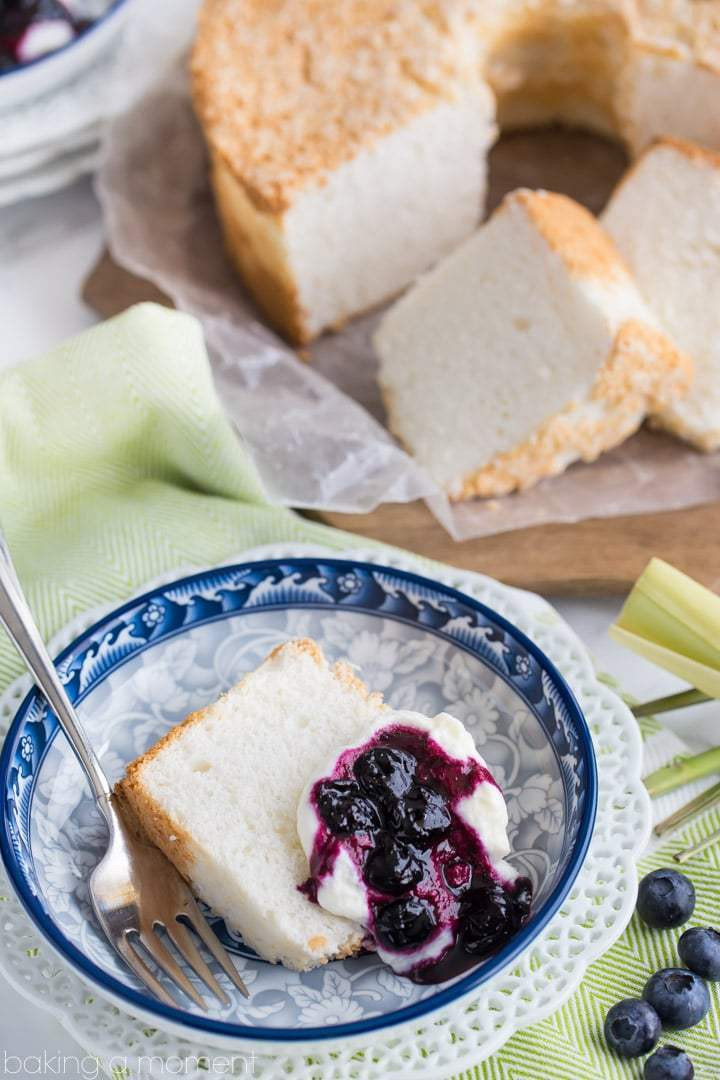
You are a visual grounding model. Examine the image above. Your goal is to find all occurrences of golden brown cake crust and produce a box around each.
[191,0,486,213]
[210,153,311,341]
[515,189,630,282]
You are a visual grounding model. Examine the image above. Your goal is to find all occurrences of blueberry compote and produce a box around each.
[0,1,89,72]
[300,724,532,983]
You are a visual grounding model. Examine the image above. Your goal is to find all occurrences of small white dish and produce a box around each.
[0,0,132,111]
[0,143,99,206]
[0,124,100,180]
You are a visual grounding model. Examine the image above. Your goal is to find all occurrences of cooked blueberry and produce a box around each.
[604,999,661,1058]
[643,968,710,1030]
[644,1045,694,1080]
[637,869,695,929]
[364,836,424,895]
[511,876,533,925]
[374,896,436,950]
[315,780,382,836]
[354,746,417,800]
[443,859,472,893]
[678,927,720,980]
[387,784,451,842]
[458,881,515,958]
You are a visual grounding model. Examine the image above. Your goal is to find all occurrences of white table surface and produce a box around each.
[0,177,716,1076]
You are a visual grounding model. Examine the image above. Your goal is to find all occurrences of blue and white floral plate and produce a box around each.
[0,551,602,1056]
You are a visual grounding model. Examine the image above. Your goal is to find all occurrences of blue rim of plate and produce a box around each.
[0,0,129,84]
[0,558,598,1045]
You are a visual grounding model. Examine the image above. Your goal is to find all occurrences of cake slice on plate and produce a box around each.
[375,188,692,500]
[116,638,382,971]
[603,137,720,451]
[117,636,525,982]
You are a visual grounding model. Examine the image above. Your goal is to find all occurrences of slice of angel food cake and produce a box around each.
[603,137,720,452]
[375,188,693,500]
[117,638,531,982]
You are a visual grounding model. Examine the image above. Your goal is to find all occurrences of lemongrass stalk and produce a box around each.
[645,747,720,797]
[654,781,720,837]
[610,558,720,699]
[632,688,709,719]
[675,826,720,864]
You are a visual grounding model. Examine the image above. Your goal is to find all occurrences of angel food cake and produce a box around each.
[117,638,529,982]
[375,189,692,499]
[191,0,720,343]
[603,137,720,451]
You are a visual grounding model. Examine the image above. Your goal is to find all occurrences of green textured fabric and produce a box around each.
[1,304,718,1080]
[0,303,364,695]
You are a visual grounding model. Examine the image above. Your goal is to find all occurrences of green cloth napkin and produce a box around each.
[1,304,718,1080]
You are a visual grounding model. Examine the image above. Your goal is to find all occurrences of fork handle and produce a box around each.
[0,527,112,805]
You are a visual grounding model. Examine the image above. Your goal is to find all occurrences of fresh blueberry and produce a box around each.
[315,780,382,836]
[364,836,424,895]
[637,869,696,929]
[353,746,417,801]
[678,927,720,980]
[604,999,661,1058]
[644,1045,694,1080]
[459,881,517,959]
[374,896,437,950]
[387,784,451,842]
[643,968,710,1030]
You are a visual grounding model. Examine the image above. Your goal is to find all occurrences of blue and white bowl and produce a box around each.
[0,558,597,1052]
[0,0,133,111]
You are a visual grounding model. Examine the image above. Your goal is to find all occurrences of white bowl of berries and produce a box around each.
[0,0,133,110]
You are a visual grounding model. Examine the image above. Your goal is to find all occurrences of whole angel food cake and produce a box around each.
[375,188,692,499]
[191,0,720,342]
[117,638,529,981]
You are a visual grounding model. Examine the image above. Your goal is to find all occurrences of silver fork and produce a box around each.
[0,529,249,1009]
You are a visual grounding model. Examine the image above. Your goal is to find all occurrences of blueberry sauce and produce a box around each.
[300,724,532,983]
[0,1,89,72]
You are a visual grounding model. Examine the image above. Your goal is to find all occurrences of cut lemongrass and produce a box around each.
[610,558,720,700]
[674,827,720,864]
[645,746,720,797]
[632,688,710,719]
[654,781,720,838]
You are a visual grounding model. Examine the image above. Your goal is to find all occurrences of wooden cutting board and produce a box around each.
[83,129,720,595]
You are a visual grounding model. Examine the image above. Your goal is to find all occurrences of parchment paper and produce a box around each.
[96,0,720,539]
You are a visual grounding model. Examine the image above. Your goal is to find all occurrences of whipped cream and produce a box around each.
[297,710,529,982]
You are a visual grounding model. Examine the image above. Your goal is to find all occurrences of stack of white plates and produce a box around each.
[0,0,132,207]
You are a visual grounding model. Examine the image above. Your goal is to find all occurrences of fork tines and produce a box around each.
[117,905,249,1011]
